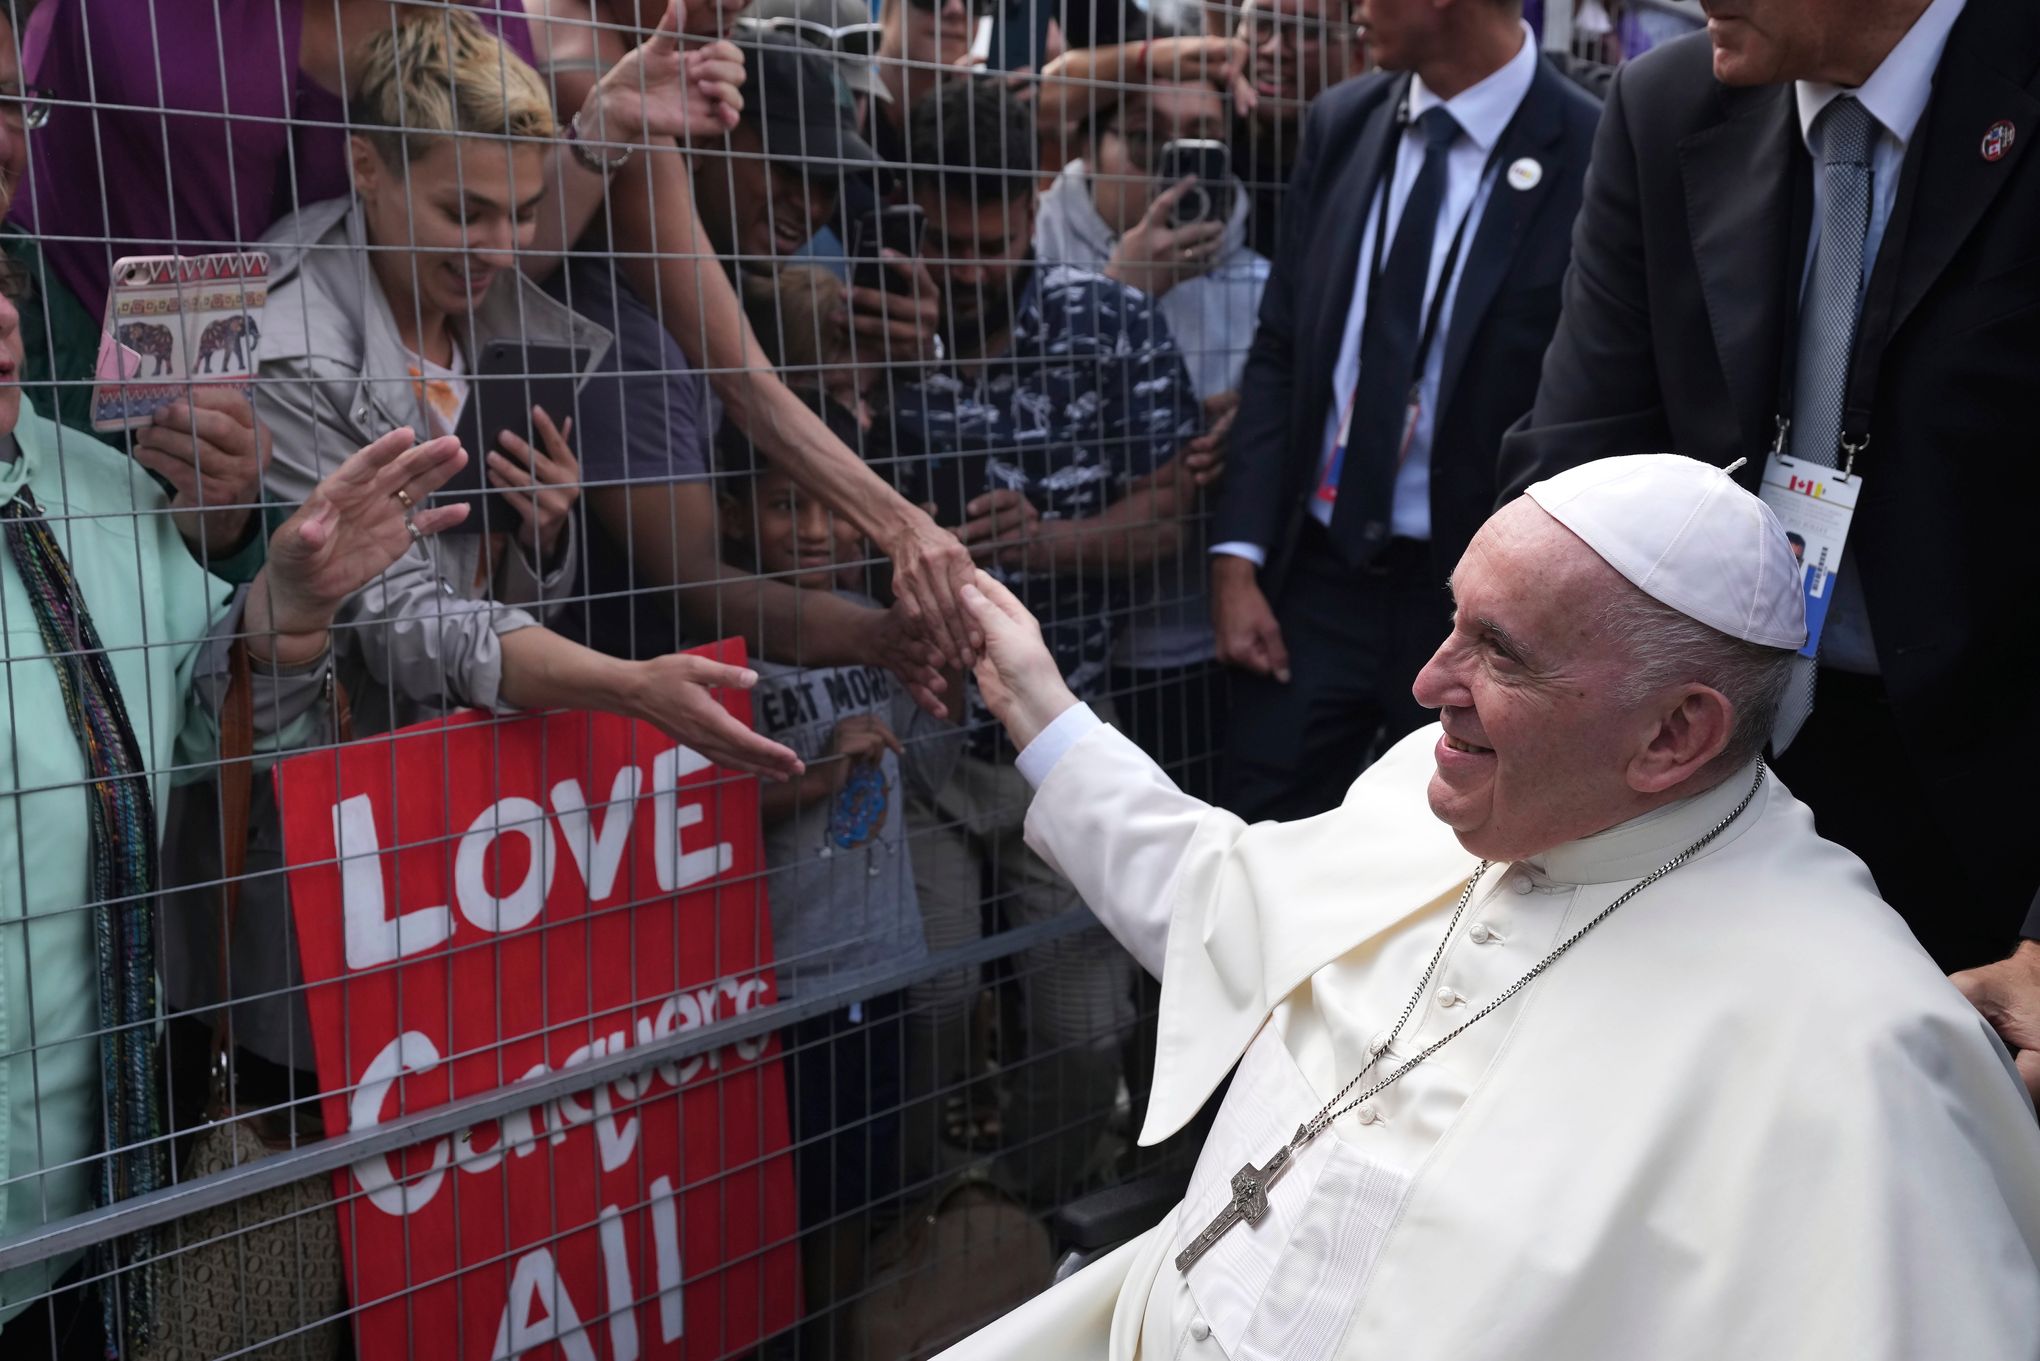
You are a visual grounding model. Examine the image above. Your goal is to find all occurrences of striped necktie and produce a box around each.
[1771,95,1874,755]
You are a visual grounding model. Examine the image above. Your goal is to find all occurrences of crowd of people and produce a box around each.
[2,0,2038,1355]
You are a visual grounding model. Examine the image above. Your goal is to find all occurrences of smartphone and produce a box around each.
[436,341,586,534]
[970,12,995,64]
[1156,139,1235,231]
[850,204,927,296]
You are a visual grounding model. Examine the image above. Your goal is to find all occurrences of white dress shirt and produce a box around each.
[1790,0,1966,675]
[1213,24,1538,566]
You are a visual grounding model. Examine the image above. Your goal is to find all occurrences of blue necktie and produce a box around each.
[1330,105,1462,565]
[1773,95,1874,753]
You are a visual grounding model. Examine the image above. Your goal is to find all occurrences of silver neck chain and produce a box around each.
[1294,759,1768,1148]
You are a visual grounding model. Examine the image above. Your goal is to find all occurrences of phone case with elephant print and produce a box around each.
[91,252,269,432]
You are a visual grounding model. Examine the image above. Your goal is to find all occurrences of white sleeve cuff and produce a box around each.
[1015,703,1104,789]
[1210,541,1267,567]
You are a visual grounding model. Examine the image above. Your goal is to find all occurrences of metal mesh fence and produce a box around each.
[0,0,1662,1356]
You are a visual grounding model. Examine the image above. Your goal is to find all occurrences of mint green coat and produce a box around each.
[0,405,327,1329]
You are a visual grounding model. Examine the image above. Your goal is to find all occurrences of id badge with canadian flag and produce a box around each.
[1757,452,1862,659]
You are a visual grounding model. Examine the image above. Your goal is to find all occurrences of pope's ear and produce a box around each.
[1629,685,1735,795]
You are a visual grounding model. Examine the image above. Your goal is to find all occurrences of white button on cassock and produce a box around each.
[1190,1318,1212,1342]
[1468,922,1493,944]
[1436,987,1465,1009]
[1512,875,1535,895]
[1355,1104,1381,1125]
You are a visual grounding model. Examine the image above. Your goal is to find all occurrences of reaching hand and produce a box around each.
[627,651,805,781]
[958,570,1077,750]
[955,489,1041,571]
[819,714,905,793]
[246,429,469,661]
[1184,390,1240,489]
[1952,942,2040,1102]
[487,405,581,559]
[586,4,743,146]
[868,599,951,718]
[1106,178,1227,299]
[887,508,982,669]
[135,387,272,558]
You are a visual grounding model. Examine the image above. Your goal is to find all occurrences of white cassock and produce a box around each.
[940,711,2040,1361]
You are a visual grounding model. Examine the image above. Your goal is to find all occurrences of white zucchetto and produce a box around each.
[1524,454,1807,651]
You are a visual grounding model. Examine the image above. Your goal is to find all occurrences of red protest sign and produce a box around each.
[274,639,799,1360]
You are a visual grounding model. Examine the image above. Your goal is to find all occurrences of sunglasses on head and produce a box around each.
[743,14,883,58]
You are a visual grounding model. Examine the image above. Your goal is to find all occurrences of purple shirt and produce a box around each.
[11,0,536,319]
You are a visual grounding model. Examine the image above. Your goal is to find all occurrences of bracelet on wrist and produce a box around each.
[566,103,636,176]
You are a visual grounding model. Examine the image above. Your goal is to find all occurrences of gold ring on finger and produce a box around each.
[393,487,415,510]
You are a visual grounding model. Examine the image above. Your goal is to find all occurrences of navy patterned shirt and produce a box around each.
[887,261,1200,755]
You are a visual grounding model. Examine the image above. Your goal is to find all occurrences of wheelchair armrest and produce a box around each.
[1048,1170,1190,1252]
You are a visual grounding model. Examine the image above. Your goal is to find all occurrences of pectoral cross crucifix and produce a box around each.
[1174,1125,1308,1274]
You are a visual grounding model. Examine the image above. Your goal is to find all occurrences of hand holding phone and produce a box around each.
[439,341,586,534]
[851,205,928,296]
[1155,139,1235,230]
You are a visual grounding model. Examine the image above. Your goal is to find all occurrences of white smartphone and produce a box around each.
[969,14,994,64]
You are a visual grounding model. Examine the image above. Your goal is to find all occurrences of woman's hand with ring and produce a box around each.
[245,429,470,664]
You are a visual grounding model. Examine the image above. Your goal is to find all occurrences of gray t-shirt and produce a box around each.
[752,602,960,1000]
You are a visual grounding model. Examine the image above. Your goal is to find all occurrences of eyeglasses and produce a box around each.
[0,82,52,131]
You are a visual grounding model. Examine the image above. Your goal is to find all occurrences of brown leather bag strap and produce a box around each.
[206,637,257,1110]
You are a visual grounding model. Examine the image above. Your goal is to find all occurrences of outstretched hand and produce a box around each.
[958,569,1077,750]
[587,2,744,146]
[246,429,469,663]
[888,508,982,669]
[628,651,806,781]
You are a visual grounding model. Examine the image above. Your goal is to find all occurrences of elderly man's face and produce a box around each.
[1412,501,1661,862]
[1700,0,1864,86]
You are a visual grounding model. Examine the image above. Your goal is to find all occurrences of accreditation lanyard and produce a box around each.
[1318,116,1508,508]
[1760,124,1919,657]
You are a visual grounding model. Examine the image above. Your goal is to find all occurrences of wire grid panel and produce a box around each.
[0,0,1329,1355]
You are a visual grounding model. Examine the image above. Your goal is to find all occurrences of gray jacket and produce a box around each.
[161,197,613,1068]
[255,195,612,731]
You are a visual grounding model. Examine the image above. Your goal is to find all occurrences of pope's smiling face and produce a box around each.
[1411,501,1663,862]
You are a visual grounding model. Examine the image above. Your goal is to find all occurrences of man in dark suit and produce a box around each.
[1210,0,1601,821]
[1499,0,2040,1059]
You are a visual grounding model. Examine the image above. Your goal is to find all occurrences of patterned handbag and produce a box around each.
[135,641,349,1361]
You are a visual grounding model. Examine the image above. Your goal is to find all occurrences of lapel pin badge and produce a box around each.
[1982,120,2017,162]
[1507,157,1543,191]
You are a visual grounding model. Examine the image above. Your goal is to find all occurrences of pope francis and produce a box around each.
[939,455,2040,1360]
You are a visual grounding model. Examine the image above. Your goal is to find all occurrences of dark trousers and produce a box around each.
[784,993,907,1358]
[4,1261,103,1361]
[1772,670,2017,972]
[785,993,907,1229]
[1108,661,1226,805]
[1218,526,1441,823]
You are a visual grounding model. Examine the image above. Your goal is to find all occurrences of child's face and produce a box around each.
[744,470,865,590]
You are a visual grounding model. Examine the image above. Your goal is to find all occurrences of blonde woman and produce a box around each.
[161,12,798,1103]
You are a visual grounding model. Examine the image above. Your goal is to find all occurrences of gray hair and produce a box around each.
[1595,584,1796,768]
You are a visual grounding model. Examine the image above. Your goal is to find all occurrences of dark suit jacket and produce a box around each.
[1499,1,2040,935]
[1217,57,1602,589]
